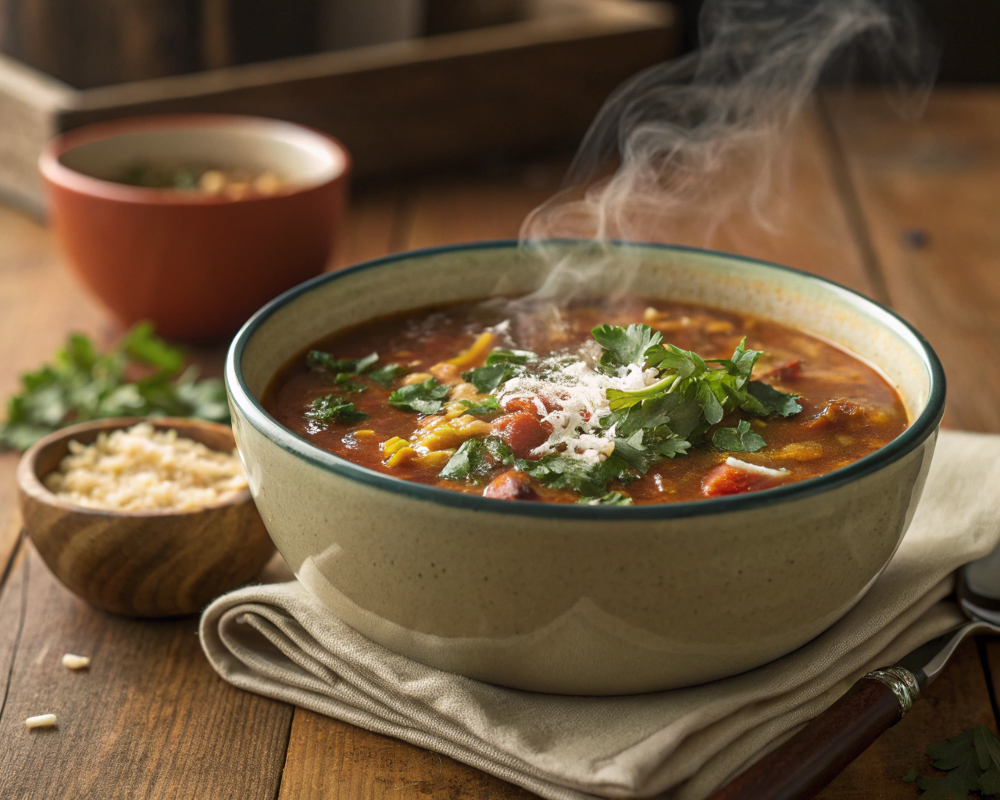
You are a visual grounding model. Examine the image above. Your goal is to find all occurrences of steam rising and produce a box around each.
[518,0,936,300]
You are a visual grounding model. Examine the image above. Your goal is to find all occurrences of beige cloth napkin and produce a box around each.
[200,431,1000,800]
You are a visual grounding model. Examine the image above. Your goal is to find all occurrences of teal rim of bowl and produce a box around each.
[226,239,946,520]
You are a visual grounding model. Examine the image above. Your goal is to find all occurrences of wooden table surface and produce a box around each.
[1,88,999,799]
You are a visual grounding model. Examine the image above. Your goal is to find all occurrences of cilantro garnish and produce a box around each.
[592,323,662,371]
[388,378,451,414]
[439,436,511,482]
[440,439,490,482]
[578,491,633,506]
[462,348,536,393]
[594,325,800,475]
[459,396,501,415]
[304,395,369,424]
[462,363,518,394]
[712,419,766,452]
[369,363,407,387]
[437,434,634,499]
[485,349,537,366]
[308,350,379,375]
[0,323,229,451]
[904,727,1000,798]
[746,380,803,417]
[515,452,637,498]
[333,373,366,393]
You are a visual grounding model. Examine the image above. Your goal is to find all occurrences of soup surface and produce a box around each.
[263,298,908,506]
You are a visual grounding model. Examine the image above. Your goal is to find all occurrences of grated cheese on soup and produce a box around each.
[498,357,660,464]
[44,423,247,512]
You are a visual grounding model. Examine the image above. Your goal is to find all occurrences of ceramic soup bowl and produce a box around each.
[226,241,945,695]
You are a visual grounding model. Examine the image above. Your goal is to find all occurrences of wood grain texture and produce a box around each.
[280,711,536,800]
[0,0,676,213]
[712,678,905,800]
[0,205,112,583]
[817,639,997,799]
[0,543,293,800]
[19,417,273,617]
[824,89,1000,433]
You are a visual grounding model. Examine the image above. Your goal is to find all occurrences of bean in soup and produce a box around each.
[263,298,908,505]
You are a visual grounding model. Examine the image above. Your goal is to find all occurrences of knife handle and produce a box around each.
[706,667,920,800]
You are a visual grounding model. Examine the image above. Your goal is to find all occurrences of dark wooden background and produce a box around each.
[0,88,998,798]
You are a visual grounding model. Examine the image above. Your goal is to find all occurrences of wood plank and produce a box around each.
[281,711,535,800]
[0,206,112,582]
[405,108,879,297]
[823,88,1000,432]
[652,108,881,295]
[0,544,294,800]
[817,639,997,798]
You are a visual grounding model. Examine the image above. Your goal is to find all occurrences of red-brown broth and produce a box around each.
[263,297,908,505]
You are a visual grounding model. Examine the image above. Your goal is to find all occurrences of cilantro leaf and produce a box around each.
[712,419,766,452]
[369,363,407,387]
[515,455,609,497]
[440,438,489,482]
[304,395,369,424]
[308,350,378,375]
[0,325,229,451]
[578,491,633,506]
[904,727,1000,799]
[610,430,651,473]
[513,452,639,498]
[486,349,537,366]
[592,324,662,370]
[746,381,802,417]
[440,436,511,483]
[122,322,184,375]
[388,378,450,414]
[650,436,692,459]
[459,396,501,415]
[462,364,517,394]
[334,373,366,393]
[645,343,707,378]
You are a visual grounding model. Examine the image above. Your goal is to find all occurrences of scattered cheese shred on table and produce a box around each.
[26,714,56,729]
[62,653,90,670]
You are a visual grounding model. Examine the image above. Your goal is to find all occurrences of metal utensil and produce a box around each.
[708,549,1000,800]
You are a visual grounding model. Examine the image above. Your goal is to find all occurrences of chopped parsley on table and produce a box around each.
[903,726,1000,799]
[0,323,229,451]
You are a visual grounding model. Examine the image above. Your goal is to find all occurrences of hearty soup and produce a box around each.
[263,298,908,506]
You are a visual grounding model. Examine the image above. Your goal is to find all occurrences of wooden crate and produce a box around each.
[0,0,676,216]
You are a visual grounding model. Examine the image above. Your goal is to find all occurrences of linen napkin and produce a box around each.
[200,431,1000,800]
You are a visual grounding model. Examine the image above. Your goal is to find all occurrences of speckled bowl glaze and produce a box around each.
[226,241,945,695]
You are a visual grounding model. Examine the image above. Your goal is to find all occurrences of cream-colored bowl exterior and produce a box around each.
[227,242,944,695]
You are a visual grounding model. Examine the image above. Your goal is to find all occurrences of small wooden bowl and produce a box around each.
[17,417,275,618]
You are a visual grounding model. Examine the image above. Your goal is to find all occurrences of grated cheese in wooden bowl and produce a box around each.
[44,422,247,513]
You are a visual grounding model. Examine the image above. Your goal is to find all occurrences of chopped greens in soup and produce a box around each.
[263,299,908,505]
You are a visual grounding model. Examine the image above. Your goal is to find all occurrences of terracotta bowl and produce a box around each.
[40,115,350,341]
[225,241,945,694]
[18,417,275,618]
